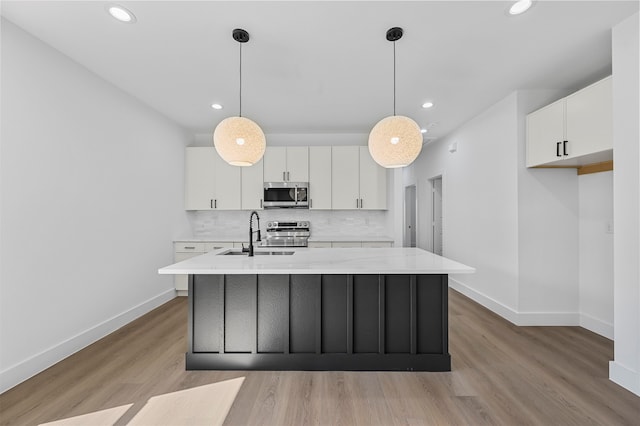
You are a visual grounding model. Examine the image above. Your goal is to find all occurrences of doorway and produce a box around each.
[404,185,417,247]
[431,176,443,255]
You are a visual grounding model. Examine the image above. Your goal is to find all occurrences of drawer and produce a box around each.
[174,242,205,253]
[308,242,332,248]
[332,242,362,248]
[204,242,234,252]
[362,241,393,248]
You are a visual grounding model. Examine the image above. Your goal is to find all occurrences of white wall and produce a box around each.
[579,172,613,338]
[610,12,640,396]
[0,19,190,392]
[516,90,579,323]
[406,89,582,325]
[407,93,521,313]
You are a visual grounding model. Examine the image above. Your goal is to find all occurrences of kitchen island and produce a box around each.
[158,247,474,371]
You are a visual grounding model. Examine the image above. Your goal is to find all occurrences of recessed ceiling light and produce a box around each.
[509,0,532,15]
[422,102,434,109]
[211,103,223,110]
[107,4,137,23]
[420,128,428,134]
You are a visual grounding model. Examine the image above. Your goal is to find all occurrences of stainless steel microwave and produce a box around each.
[263,182,309,209]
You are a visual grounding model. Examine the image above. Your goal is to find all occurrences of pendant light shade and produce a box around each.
[368,27,422,168]
[368,115,422,168]
[213,116,266,166]
[213,29,265,166]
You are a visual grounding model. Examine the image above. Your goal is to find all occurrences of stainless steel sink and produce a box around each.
[221,250,294,256]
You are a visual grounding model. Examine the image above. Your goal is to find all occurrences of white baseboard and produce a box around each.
[0,289,176,394]
[449,278,578,326]
[609,361,640,396]
[580,313,614,339]
[448,277,519,324]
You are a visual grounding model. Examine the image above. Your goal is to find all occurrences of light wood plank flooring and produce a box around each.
[1,289,638,425]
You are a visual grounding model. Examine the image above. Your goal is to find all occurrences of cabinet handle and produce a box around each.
[184,246,196,249]
[356,198,359,208]
[563,140,568,156]
[287,171,290,181]
[310,199,313,208]
[556,142,561,157]
[210,199,213,209]
[215,199,217,209]
[283,171,286,181]
[260,199,263,208]
[360,198,363,209]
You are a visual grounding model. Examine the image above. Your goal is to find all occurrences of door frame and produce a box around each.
[403,184,417,247]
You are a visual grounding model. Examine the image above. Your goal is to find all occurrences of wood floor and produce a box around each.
[1,289,638,425]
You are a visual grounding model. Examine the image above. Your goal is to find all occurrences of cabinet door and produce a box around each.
[263,147,287,181]
[185,147,216,210]
[241,158,264,210]
[309,146,332,209]
[526,99,565,167]
[286,147,309,182]
[359,147,387,210]
[214,152,241,210]
[331,146,360,210]
[566,76,612,158]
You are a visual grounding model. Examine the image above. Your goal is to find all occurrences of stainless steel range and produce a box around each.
[263,221,310,247]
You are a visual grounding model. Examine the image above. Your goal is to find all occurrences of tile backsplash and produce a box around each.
[187,209,390,239]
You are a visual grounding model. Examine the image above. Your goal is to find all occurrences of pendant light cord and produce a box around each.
[393,40,396,116]
[239,42,243,117]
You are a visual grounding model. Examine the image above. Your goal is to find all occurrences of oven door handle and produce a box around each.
[294,186,298,204]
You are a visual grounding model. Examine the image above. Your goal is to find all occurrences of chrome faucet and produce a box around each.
[247,211,261,257]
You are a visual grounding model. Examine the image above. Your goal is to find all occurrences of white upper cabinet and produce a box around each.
[241,158,264,210]
[526,76,612,167]
[185,147,241,210]
[526,99,565,167]
[263,146,309,182]
[309,146,332,209]
[565,77,613,158]
[185,147,216,210]
[331,146,387,210]
[332,146,360,209]
[359,146,387,210]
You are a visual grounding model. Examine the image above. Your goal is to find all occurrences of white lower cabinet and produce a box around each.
[174,241,241,294]
[362,241,393,248]
[308,241,332,248]
[310,241,394,248]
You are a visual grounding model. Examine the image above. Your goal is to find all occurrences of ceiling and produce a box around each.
[2,1,638,141]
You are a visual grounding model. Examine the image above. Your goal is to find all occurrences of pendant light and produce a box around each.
[368,27,422,168]
[213,29,266,167]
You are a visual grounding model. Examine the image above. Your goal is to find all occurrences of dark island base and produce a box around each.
[187,273,449,371]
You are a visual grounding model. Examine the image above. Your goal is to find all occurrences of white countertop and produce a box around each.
[159,247,475,275]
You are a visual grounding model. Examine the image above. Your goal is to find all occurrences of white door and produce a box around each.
[213,152,241,210]
[241,158,264,210]
[404,185,416,247]
[526,99,565,167]
[331,146,360,210]
[566,76,612,158]
[432,177,443,255]
[184,147,216,210]
[359,147,387,210]
[309,146,332,209]
[263,147,287,181]
[286,146,309,182]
